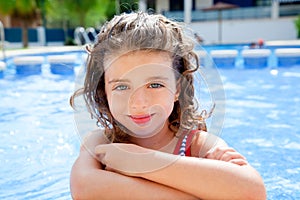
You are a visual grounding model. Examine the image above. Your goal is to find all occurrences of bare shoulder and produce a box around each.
[76,129,110,169]
[191,131,228,158]
[80,129,110,152]
[71,129,109,177]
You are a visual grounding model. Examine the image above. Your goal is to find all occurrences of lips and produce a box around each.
[130,114,153,124]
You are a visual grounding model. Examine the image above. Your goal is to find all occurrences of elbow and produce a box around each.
[244,189,266,200]
[236,165,267,200]
[70,190,84,200]
[242,178,267,200]
[70,171,86,200]
[245,188,266,200]
[252,184,267,200]
[70,183,85,200]
[70,166,93,200]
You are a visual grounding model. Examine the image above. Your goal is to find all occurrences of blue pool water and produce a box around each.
[0,48,300,199]
[220,68,300,199]
[0,53,82,199]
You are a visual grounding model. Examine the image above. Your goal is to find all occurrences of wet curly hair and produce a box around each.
[70,11,207,142]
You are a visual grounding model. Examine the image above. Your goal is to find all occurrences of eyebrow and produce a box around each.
[108,79,130,84]
[108,76,170,84]
[146,76,170,82]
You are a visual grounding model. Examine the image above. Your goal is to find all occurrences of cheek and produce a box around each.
[107,92,129,116]
[164,99,175,116]
[154,93,175,116]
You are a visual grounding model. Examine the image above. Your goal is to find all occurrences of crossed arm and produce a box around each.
[70,130,266,200]
[70,131,199,199]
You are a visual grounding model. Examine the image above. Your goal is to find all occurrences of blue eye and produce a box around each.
[149,83,164,88]
[114,85,129,91]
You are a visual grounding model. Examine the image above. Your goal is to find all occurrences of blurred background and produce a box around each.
[0,0,299,48]
[0,1,300,200]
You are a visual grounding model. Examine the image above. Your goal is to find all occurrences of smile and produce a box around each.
[129,114,154,125]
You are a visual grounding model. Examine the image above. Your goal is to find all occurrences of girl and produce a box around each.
[70,12,266,200]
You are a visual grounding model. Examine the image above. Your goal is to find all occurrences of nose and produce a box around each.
[129,86,149,111]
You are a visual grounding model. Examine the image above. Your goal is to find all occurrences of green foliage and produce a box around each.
[14,0,37,16]
[46,0,116,28]
[84,0,112,27]
[105,0,117,20]
[0,0,16,14]
[295,15,300,39]
[0,0,141,47]
[0,0,38,18]
[0,0,141,29]
[64,36,76,46]
[0,0,40,48]
[119,0,139,13]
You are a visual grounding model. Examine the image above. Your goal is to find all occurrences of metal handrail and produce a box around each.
[0,20,6,62]
[74,27,91,45]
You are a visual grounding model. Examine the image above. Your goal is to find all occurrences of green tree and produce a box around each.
[119,0,139,14]
[45,0,141,29]
[46,0,114,29]
[295,15,300,39]
[45,0,112,44]
[0,0,41,48]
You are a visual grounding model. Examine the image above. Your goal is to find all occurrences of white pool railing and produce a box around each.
[210,50,238,68]
[13,56,44,75]
[275,48,300,67]
[1,47,300,78]
[241,49,271,69]
[48,54,78,75]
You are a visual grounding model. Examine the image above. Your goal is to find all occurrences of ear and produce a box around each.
[174,92,179,102]
[174,81,181,101]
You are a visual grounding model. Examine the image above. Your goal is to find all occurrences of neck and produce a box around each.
[129,122,175,150]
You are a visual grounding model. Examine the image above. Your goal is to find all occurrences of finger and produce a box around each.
[220,152,246,162]
[205,151,218,159]
[94,144,110,154]
[105,166,115,172]
[229,159,248,166]
[94,144,111,164]
[96,152,106,163]
[216,147,240,160]
[206,147,236,160]
[205,150,218,159]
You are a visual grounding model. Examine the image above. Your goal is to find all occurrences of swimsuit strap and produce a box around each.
[173,130,197,156]
[178,134,188,156]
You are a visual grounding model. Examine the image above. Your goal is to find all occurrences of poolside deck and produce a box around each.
[265,40,300,47]
[0,45,85,60]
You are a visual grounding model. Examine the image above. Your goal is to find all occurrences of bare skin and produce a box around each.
[70,129,266,200]
[70,51,266,200]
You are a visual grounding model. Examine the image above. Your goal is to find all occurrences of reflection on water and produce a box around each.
[219,68,300,200]
[0,71,80,199]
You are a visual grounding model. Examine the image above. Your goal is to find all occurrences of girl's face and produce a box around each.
[104,51,178,138]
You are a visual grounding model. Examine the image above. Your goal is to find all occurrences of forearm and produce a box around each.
[141,156,266,200]
[70,151,198,200]
[71,169,198,200]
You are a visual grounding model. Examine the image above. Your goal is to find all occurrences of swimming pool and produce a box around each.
[220,68,300,199]
[0,46,299,199]
[0,49,83,199]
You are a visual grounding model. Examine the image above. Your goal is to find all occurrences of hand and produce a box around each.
[94,143,179,175]
[205,146,248,166]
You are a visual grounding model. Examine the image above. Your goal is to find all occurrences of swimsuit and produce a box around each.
[173,130,197,156]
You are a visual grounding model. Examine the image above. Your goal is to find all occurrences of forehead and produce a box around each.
[105,51,174,79]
